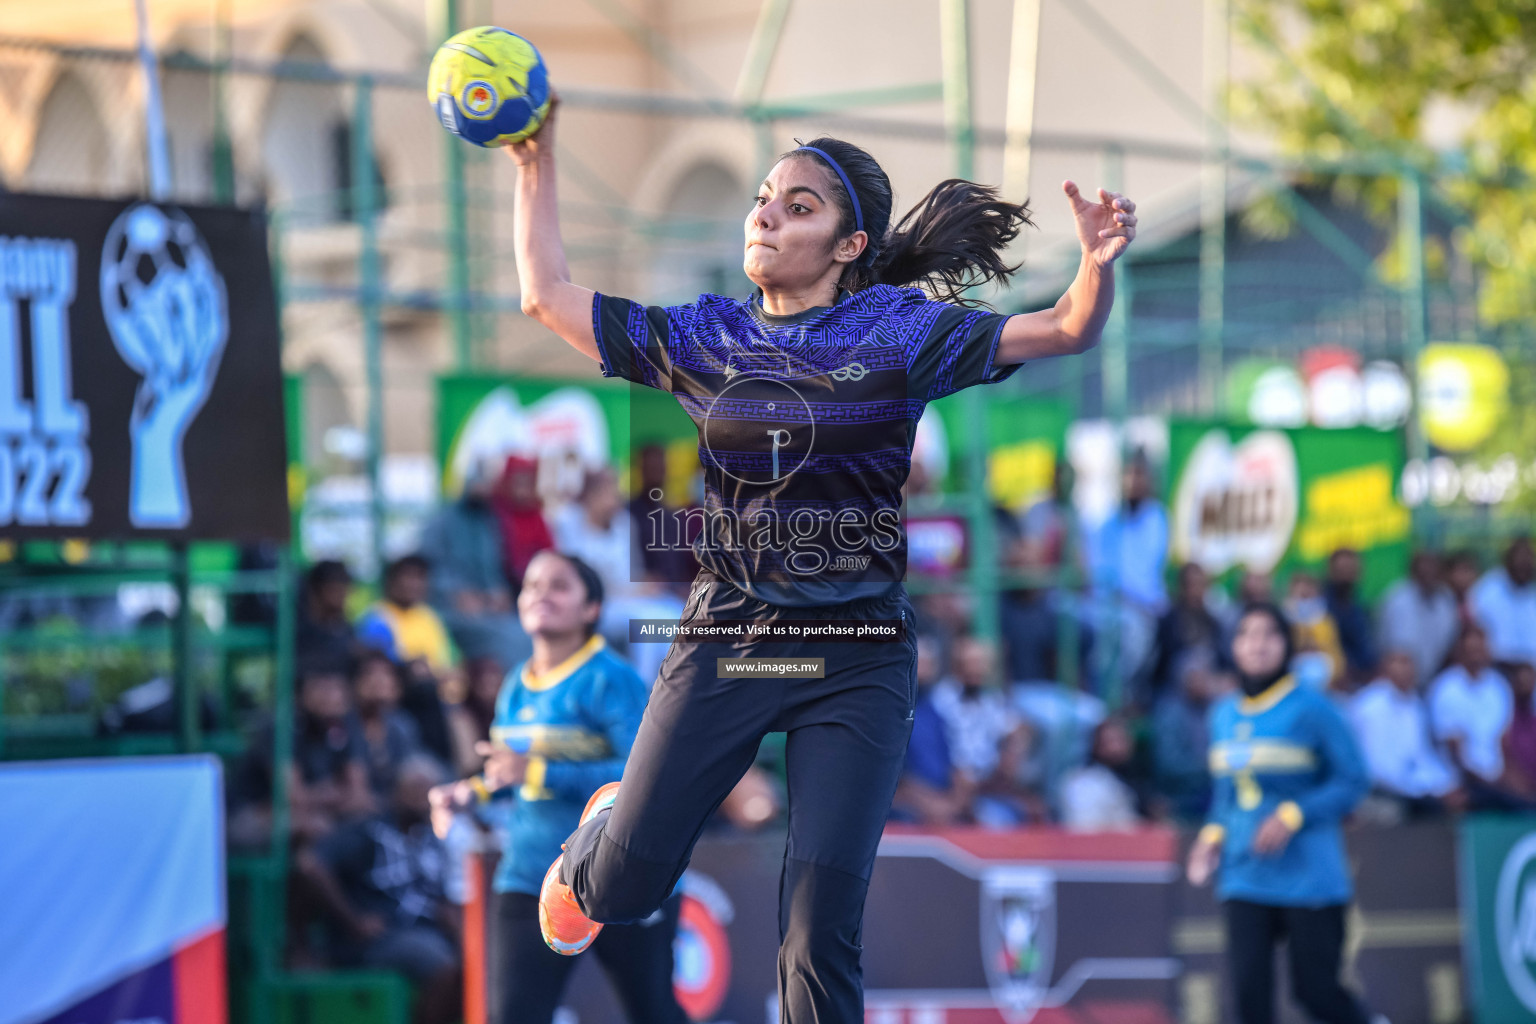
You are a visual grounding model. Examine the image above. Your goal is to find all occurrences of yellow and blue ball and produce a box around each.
[428,27,551,147]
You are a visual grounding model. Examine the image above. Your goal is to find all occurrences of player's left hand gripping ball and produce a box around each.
[428,26,552,147]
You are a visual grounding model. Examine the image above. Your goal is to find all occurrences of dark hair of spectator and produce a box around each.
[296,653,350,688]
[384,554,430,581]
[304,559,351,594]
[351,647,396,680]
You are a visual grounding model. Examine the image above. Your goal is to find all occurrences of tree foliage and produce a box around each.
[1234,0,1536,325]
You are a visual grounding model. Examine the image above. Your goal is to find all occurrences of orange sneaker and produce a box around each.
[538,782,623,955]
[538,856,602,955]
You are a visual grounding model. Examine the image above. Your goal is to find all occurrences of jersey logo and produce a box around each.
[830,362,867,381]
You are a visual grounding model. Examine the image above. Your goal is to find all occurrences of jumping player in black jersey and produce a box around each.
[505,94,1136,1023]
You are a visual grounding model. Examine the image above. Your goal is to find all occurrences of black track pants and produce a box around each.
[561,570,918,1024]
[495,891,687,1024]
[1223,900,1371,1024]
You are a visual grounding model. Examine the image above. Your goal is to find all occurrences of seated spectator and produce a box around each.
[296,560,357,667]
[930,635,1035,826]
[1503,661,1536,797]
[1348,650,1460,820]
[447,654,505,777]
[1324,547,1376,684]
[1284,571,1345,691]
[1430,625,1526,808]
[228,657,375,849]
[418,457,531,670]
[298,756,461,1024]
[1378,551,1459,688]
[1146,563,1224,704]
[1152,646,1232,821]
[1446,549,1481,631]
[358,556,458,764]
[359,556,454,676]
[1059,717,1145,830]
[492,455,554,596]
[1471,536,1536,669]
[891,635,973,825]
[352,650,425,799]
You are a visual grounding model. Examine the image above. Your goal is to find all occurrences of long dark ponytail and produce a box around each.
[785,136,1034,306]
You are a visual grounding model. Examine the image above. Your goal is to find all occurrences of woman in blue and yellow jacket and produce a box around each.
[1186,602,1372,1024]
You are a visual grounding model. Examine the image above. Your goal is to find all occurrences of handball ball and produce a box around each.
[427,26,551,147]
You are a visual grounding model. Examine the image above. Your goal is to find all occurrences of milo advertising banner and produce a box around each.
[920,394,1070,508]
[1167,420,1410,599]
[436,375,696,499]
[1459,816,1536,1022]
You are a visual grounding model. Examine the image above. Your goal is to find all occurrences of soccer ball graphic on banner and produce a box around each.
[99,203,229,529]
[428,26,552,147]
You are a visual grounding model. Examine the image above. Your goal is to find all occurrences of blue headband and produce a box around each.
[796,146,864,236]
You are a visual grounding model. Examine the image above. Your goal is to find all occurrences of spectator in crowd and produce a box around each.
[999,582,1091,687]
[1446,549,1481,630]
[1377,551,1459,688]
[1324,548,1375,683]
[351,650,425,799]
[930,635,1034,826]
[447,654,505,777]
[891,635,973,824]
[296,560,357,667]
[298,756,460,1024]
[430,549,687,1024]
[1284,572,1346,691]
[1502,661,1536,798]
[358,556,458,766]
[1086,449,1168,689]
[553,464,688,685]
[1152,646,1231,821]
[1235,568,1275,610]
[358,556,455,676]
[493,454,555,596]
[628,442,694,588]
[417,456,529,669]
[1429,624,1523,808]
[1146,563,1224,704]
[1348,649,1460,820]
[1059,716,1145,830]
[1018,459,1081,576]
[1470,536,1536,669]
[1186,602,1373,1024]
[229,657,376,849]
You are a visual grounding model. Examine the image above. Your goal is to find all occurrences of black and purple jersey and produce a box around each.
[592,284,1018,606]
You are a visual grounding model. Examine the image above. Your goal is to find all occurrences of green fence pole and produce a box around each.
[211,0,235,204]
[173,541,199,751]
[443,0,472,370]
[354,77,387,575]
[1398,168,1434,543]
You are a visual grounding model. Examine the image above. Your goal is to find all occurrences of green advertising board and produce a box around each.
[1166,421,1410,600]
[437,375,1070,507]
[1459,816,1536,1022]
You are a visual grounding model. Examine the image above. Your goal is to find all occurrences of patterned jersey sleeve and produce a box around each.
[592,292,690,391]
[904,302,1019,402]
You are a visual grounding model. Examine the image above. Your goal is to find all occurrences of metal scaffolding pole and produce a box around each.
[941,0,998,649]
[354,77,388,576]
[1198,0,1228,413]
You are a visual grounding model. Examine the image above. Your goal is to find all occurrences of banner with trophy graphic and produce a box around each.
[0,193,288,540]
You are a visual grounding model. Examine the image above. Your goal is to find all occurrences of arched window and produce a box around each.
[25,72,110,195]
[652,162,749,302]
[260,35,346,222]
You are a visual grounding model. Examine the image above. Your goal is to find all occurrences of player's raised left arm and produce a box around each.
[995,181,1136,366]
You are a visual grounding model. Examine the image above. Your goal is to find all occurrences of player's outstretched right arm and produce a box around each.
[506,95,600,362]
